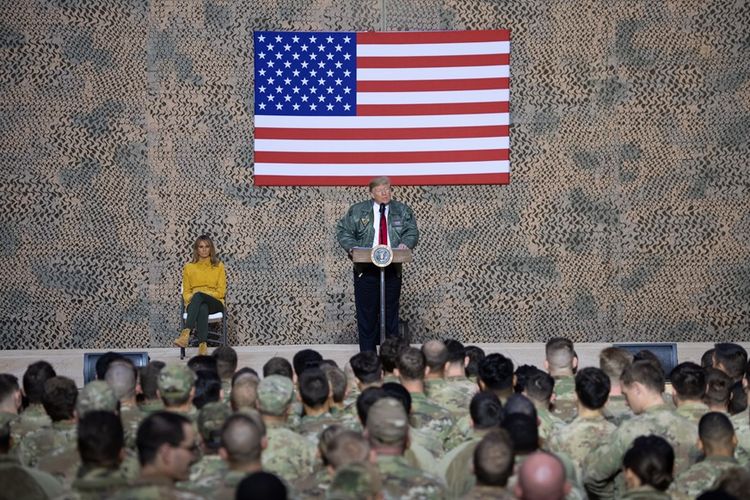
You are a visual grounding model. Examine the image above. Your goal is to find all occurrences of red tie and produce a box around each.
[379,203,388,245]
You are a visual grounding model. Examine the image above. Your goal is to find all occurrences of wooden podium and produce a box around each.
[351,246,412,344]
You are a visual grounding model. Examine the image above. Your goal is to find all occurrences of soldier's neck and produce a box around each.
[444,363,465,378]
[230,461,262,474]
[576,405,604,419]
[400,379,424,394]
[303,404,329,417]
[424,371,444,381]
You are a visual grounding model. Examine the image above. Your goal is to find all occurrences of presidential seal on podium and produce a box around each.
[370,244,393,268]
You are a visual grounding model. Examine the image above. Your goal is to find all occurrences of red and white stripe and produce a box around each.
[254,30,511,186]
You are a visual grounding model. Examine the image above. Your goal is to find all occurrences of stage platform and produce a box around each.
[1,342,742,388]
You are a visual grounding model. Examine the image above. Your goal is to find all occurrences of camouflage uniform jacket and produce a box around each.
[535,404,566,444]
[221,379,231,405]
[603,394,632,426]
[65,465,129,500]
[109,476,207,500]
[546,414,616,480]
[674,400,710,426]
[293,466,330,499]
[178,453,228,496]
[620,485,671,499]
[375,454,447,500]
[12,404,52,447]
[460,484,513,500]
[424,378,472,420]
[329,405,362,432]
[733,412,750,466]
[0,454,65,498]
[263,421,318,483]
[409,392,455,447]
[120,401,145,450]
[582,404,698,499]
[36,440,80,487]
[137,399,165,415]
[298,412,341,446]
[668,455,739,499]
[17,419,77,467]
[439,430,493,499]
[552,375,577,422]
[442,413,473,452]
[410,425,445,458]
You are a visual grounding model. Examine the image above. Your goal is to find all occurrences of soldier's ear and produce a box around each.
[219,447,229,461]
[261,436,269,450]
[463,356,469,368]
[393,368,400,378]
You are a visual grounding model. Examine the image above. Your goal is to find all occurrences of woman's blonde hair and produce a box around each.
[191,234,220,266]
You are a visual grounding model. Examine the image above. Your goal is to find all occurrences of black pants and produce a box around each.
[353,265,401,352]
[184,292,224,343]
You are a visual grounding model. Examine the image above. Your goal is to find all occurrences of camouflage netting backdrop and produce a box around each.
[1,0,748,349]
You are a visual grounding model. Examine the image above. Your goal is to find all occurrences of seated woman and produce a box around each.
[174,235,227,355]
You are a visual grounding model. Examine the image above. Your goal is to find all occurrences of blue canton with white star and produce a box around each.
[253,31,357,116]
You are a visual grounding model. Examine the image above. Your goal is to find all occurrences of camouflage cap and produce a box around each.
[197,402,231,442]
[157,364,196,400]
[326,462,381,500]
[366,397,408,444]
[76,380,118,416]
[257,375,294,416]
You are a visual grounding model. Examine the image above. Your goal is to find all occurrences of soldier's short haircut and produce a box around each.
[699,412,735,453]
[470,392,503,430]
[95,352,125,381]
[0,373,20,406]
[704,368,732,408]
[221,413,264,464]
[729,381,747,415]
[575,367,611,410]
[444,339,466,364]
[396,347,426,381]
[478,353,514,392]
[474,429,514,487]
[701,348,715,370]
[263,357,293,379]
[382,382,412,415]
[187,355,218,374]
[350,351,383,384]
[421,340,448,372]
[356,387,387,426]
[293,349,323,377]
[713,343,748,381]
[0,420,10,453]
[105,359,138,400]
[77,410,124,468]
[137,411,191,466]
[464,346,486,378]
[524,371,555,403]
[23,360,56,405]
[231,367,259,387]
[298,368,330,408]
[379,336,409,373]
[670,362,706,400]
[620,360,665,394]
[321,365,347,403]
[193,370,222,409]
[42,376,78,422]
[622,435,674,492]
[318,425,343,466]
[212,346,238,379]
[513,365,540,393]
[633,350,664,377]
[231,377,258,411]
[500,412,538,454]
[325,429,370,469]
[712,467,750,499]
[599,347,633,381]
[503,394,537,420]
[236,472,287,500]
[138,361,165,400]
[545,337,575,370]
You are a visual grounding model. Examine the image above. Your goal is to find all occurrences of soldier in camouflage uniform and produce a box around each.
[256,374,317,483]
[211,346,238,405]
[158,364,198,419]
[599,347,635,426]
[178,402,231,496]
[367,397,447,499]
[669,412,740,499]
[110,411,205,500]
[230,369,259,412]
[521,369,565,444]
[545,338,579,422]
[326,461,382,500]
[396,347,454,447]
[422,340,472,421]
[17,376,78,467]
[37,380,119,487]
[583,361,698,499]
[442,340,479,403]
[297,368,342,445]
[379,336,408,385]
[211,412,266,499]
[0,414,65,499]
[137,361,166,414]
[461,430,515,500]
[66,410,129,499]
[13,361,55,445]
[0,374,22,448]
[670,362,710,425]
[619,435,673,500]
[440,392,503,498]
[106,359,145,450]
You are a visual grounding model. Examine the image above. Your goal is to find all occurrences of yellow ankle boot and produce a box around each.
[198,342,208,355]
[174,328,190,348]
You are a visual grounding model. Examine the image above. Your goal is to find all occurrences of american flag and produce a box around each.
[252,30,510,186]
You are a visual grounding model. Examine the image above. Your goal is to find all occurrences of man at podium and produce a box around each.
[336,176,419,352]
